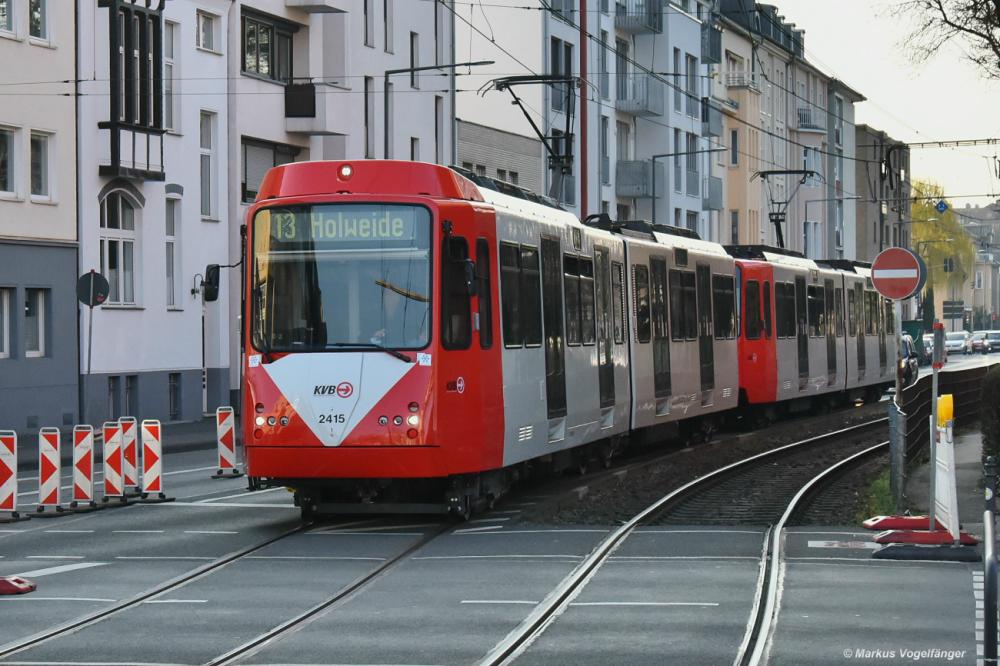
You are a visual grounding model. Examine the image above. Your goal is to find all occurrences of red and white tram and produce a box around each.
[237,160,894,517]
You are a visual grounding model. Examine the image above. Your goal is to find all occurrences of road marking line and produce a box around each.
[116,556,215,561]
[306,532,423,537]
[15,562,108,577]
[44,530,95,534]
[609,556,760,561]
[454,526,504,533]
[156,502,295,509]
[246,556,388,561]
[807,540,883,550]
[634,529,765,535]
[183,530,239,535]
[25,555,85,560]
[456,529,610,534]
[0,597,116,603]
[461,600,539,605]
[468,517,510,523]
[413,555,582,560]
[112,530,165,534]
[489,510,522,515]
[142,599,207,604]
[571,601,720,607]
[195,486,287,503]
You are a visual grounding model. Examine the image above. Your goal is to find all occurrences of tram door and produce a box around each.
[795,276,809,389]
[594,247,615,408]
[696,264,714,392]
[855,283,866,377]
[540,237,567,418]
[825,279,836,383]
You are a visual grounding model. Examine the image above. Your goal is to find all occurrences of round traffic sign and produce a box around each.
[76,271,110,307]
[871,248,922,300]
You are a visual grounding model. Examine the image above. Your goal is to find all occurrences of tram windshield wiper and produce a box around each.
[326,342,413,363]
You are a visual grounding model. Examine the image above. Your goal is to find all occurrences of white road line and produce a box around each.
[456,529,610,534]
[142,599,208,604]
[571,601,720,607]
[0,597,116,603]
[157,502,295,509]
[246,556,388,561]
[25,555,85,560]
[468,517,511,523]
[112,530,165,534]
[195,486,287,504]
[608,556,760,561]
[163,465,219,476]
[306,532,423,537]
[15,562,108,577]
[413,555,582,560]
[488,510,522,515]
[634,529,765,535]
[0,529,25,533]
[44,530,95,534]
[183,530,239,535]
[454,526,504,534]
[461,600,539,605]
[115,555,219,560]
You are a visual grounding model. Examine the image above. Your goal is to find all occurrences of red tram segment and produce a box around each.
[240,161,896,518]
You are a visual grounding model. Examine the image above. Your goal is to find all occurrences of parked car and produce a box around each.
[920,333,935,365]
[988,331,1000,353]
[900,335,919,386]
[945,331,972,355]
[972,331,990,354]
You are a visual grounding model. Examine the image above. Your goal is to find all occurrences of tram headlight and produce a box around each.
[406,415,419,427]
[255,416,265,426]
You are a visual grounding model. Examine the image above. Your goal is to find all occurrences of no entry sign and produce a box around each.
[871,248,924,300]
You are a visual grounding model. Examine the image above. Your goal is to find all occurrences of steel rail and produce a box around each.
[476,417,889,666]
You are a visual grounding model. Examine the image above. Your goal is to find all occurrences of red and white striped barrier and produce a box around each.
[102,421,128,505]
[35,427,65,516]
[70,425,99,512]
[212,406,243,479]
[140,419,173,503]
[0,430,27,523]
[119,416,141,496]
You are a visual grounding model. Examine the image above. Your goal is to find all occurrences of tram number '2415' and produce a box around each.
[318,414,346,425]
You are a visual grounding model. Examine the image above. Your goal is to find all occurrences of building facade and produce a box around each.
[77,0,232,425]
[0,0,79,434]
[854,124,912,263]
[457,119,544,193]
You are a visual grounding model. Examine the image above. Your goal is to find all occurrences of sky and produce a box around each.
[771,0,1000,210]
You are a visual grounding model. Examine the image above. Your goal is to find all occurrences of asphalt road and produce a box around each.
[0,441,984,665]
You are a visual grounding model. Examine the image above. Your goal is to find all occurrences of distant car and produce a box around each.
[972,331,989,354]
[920,333,935,365]
[988,331,1000,353]
[900,335,919,386]
[945,331,972,355]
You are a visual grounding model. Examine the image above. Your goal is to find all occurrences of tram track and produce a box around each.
[476,418,890,665]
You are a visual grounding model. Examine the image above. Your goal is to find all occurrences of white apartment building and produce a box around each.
[456,0,722,238]
[77,0,232,424]
[225,0,456,402]
[0,0,79,433]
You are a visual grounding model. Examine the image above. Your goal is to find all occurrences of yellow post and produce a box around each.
[937,394,954,426]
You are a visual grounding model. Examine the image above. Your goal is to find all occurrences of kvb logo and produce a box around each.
[313,382,354,398]
[336,382,354,398]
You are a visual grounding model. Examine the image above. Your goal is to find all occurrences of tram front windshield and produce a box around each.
[252,204,432,353]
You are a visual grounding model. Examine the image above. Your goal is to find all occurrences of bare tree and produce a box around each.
[898,0,1000,78]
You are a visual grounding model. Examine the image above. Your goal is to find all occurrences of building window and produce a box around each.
[384,0,393,53]
[409,31,419,87]
[163,22,177,130]
[730,210,739,244]
[168,373,180,420]
[686,54,698,117]
[28,0,45,39]
[730,129,738,166]
[30,132,49,198]
[673,48,682,112]
[434,96,442,164]
[196,11,216,50]
[242,138,298,202]
[24,288,45,357]
[242,14,293,83]
[550,37,572,112]
[364,77,374,158]
[410,137,419,161]
[0,288,9,358]
[509,171,518,185]
[165,198,178,308]
[100,192,138,305]
[476,164,486,177]
[497,169,506,182]
[363,0,374,47]
[108,376,121,420]
[199,112,214,218]
[0,1,10,32]
[0,127,13,194]
[125,375,138,416]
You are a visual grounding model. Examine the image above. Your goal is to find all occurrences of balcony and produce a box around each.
[796,106,826,133]
[284,81,352,136]
[702,97,722,137]
[701,20,722,65]
[726,72,760,92]
[97,123,165,181]
[615,0,662,34]
[616,160,663,199]
[285,0,349,11]
[703,176,723,210]
[285,82,316,118]
[616,73,664,117]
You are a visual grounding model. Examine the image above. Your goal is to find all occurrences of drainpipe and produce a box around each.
[75,0,83,425]
[578,0,588,218]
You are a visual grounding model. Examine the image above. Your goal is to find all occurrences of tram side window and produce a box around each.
[847,288,856,336]
[884,300,893,334]
[669,269,698,340]
[865,291,877,336]
[650,257,669,344]
[633,264,651,343]
[564,255,581,345]
[580,258,596,344]
[611,261,625,344]
[520,246,542,346]
[774,283,795,339]
[500,242,521,347]
[744,280,761,340]
[442,237,472,350]
[835,288,845,338]
[763,281,772,338]
[807,285,825,337]
[476,239,493,349]
[712,275,735,339]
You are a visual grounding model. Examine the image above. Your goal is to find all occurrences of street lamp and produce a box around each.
[649,148,725,227]
[383,60,494,160]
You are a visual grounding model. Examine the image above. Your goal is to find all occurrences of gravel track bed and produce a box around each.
[519,401,889,526]
[792,452,890,525]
